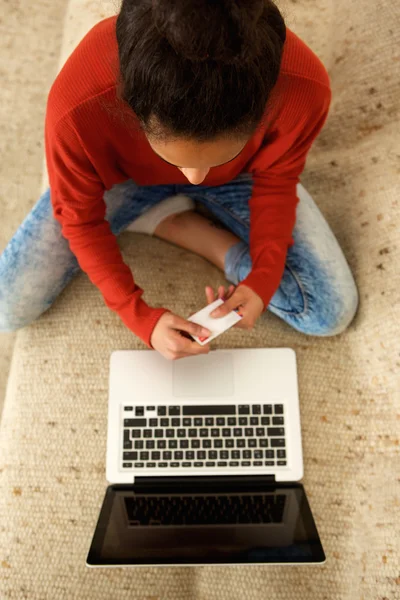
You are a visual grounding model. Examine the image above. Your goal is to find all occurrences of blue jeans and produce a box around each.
[0,174,358,335]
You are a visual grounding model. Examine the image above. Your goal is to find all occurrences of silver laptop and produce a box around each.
[87,348,325,566]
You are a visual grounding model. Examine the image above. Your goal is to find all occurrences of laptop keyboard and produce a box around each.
[125,493,286,526]
[121,404,287,471]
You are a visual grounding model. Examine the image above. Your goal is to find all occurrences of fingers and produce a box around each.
[211,287,245,318]
[171,314,210,339]
[205,284,236,304]
[169,330,210,359]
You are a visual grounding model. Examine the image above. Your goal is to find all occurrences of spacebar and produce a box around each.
[183,405,236,415]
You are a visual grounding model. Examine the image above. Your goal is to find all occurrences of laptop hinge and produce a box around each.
[132,474,275,492]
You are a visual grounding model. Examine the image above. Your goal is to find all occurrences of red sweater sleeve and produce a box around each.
[45,117,169,347]
[240,82,332,308]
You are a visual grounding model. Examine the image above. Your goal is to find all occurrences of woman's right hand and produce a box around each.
[150,312,211,360]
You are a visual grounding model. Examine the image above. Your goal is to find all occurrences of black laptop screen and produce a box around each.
[87,480,325,565]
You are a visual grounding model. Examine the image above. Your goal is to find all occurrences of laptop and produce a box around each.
[86,348,325,566]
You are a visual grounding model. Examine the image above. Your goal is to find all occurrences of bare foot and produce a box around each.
[154,210,240,271]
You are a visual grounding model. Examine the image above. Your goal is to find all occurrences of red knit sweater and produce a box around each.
[45,16,331,347]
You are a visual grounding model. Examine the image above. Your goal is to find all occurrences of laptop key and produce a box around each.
[151,452,161,460]
[183,418,191,426]
[211,428,219,437]
[206,462,216,467]
[144,429,152,438]
[222,428,231,437]
[273,416,285,425]
[160,418,169,427]
[225,439,234,448]
[191,440,200,449]
[131,429,141,438]
[243,450,251,459]
[163,451,172,460]
[147,462,156,468]
[124,429,130,441]
[261,416,270,425]
[168,406,180,416]
[236,439,245,448]
[268,427,285,437]
[124,407,133,411]
[238,406,250,415]
[188,429,197,437]
[214,439,223,448]
[256,428,265,436]
[252,405,261,414]
[263,405,273,415]
[158,462,168,467]
[194,462,204,467]
[232,450,240,459]
[170,462,180,467]
[146,440,155,449]
[245,428,254,436]
[209,451,218,459]
[166,429,174,438]
[174,451,183,460]
[202,439,212,448]
[228,417,236,426]
[220,451,229,459]
[157,440,166,449]
[233,428,243,436]
[241,461,251,466]
[146,406,155,411]
[180,440,189,449]
[124,441,132,449]
[149,418,158,427]
[271,438,285,447]
[260,439,268,448]
[157,406,166,416]
[248,439,257,448]
[154,429,164,438]
[277,449,286,458]
[250,417,259,426]
[254,450,263,459]
[177,429,186,438]
[205,417,214,426]
[122,462,132,468]
[186,451,195,460]
[239,417,247,426]
[217,462,227,467]
[194,418,203,426]
[123,452,138,460]
[229,461,239,467]
[216,417,225,426]
[274,404,284,414]
[139,452,149,460]
[265,450,274,458]
[182,462,192,467]
[171,418,180,427]
[265,460,274,466]
[135,407,144,416]
[254,461,263,466]
[200,429,208,437]
[277,461,287,466]
[134,462,144,467]
[168,440,178,449]
[135,440,144,449]
[197,451,206,460]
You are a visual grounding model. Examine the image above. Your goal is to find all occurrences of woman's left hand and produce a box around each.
[205,283,264,330]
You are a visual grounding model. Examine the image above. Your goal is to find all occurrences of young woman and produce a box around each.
[0,0,358,360]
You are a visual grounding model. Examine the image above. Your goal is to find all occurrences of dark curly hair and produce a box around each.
[116,0,286,141]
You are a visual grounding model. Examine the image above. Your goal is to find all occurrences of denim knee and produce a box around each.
[301,275,359,336]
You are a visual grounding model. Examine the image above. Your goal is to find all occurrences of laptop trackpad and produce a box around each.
[173,352,234,397]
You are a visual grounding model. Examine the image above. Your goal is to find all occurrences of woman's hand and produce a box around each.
[205,283,264,330]
[150,312,211,360]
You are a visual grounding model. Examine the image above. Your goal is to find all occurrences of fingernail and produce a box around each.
[201,328,210,336]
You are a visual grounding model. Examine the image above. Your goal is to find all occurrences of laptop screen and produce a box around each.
[87,481,325,565]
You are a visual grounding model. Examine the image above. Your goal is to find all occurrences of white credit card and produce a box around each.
[188,298,243,346]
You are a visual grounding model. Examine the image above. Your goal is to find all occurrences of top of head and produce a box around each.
[151,0,266,65]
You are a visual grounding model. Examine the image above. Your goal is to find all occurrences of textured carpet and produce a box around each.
[0,0,399,599]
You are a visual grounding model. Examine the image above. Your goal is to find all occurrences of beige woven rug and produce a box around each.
[0,0,399,598]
